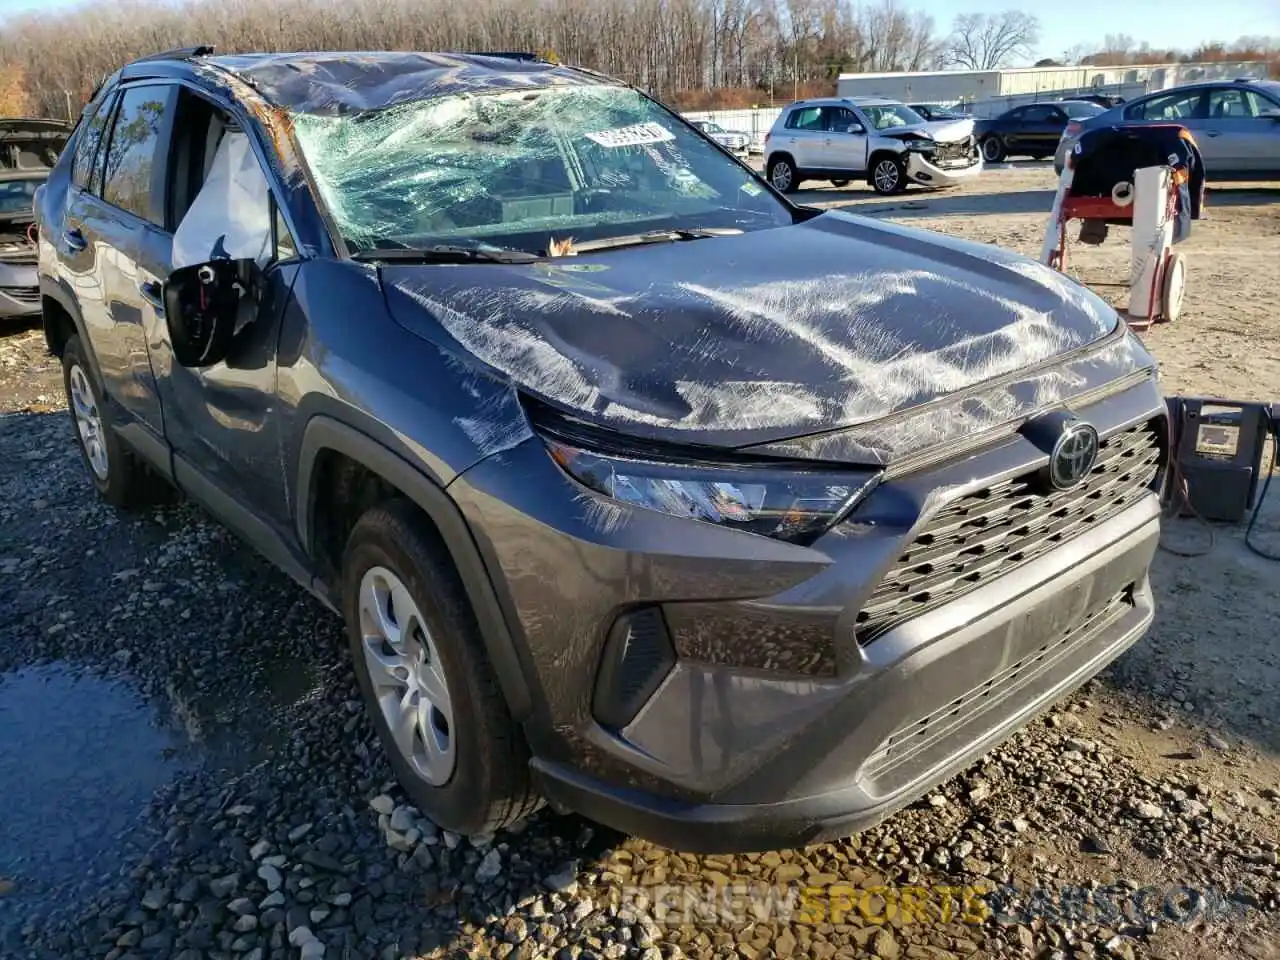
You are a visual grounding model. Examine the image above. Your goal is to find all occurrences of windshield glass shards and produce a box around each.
[290,86,791,257]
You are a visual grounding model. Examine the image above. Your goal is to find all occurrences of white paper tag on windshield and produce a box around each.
[585,122,675,148]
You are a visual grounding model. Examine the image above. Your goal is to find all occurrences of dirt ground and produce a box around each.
[1,164,1278,960]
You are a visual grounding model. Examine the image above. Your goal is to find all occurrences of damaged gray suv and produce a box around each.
[36,48,1167,852]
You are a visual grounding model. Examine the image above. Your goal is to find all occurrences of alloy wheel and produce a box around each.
[68,364,109,480]
[358,565,456,785]
[770,161,793,191]
[874,159,900,193]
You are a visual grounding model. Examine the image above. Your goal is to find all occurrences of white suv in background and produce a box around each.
[764,97,982,195]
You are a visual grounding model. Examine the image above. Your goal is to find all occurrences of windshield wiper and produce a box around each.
[568,226,743,254]
[351,244,543,264]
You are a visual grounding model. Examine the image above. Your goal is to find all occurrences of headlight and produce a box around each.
[546,439,878,543]
[903,139,936,152]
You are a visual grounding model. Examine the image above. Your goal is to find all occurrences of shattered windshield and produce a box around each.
[290,85,791,255]
[862,104,926,130]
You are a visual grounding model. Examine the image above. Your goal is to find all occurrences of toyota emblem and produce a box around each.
[1049,421,1100,489]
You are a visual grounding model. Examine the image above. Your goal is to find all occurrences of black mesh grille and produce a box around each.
[593,607,676,729]
[861,586,1135,782]
[856,420,1162,645]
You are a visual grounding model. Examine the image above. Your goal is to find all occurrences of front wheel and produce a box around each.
[61,335,170,509]
[767,156,799,193]
[342,500,541,835]
[981,137,1006,163]
[870,155,906,195]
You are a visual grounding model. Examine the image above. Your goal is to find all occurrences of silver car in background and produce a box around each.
[690,119,751,156]
[1055,78,1280,178]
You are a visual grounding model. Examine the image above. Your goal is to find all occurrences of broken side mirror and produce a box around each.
[163,258,258,368]
[847,123,866,135]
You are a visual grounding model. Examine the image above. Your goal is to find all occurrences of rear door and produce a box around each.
[61,82,176,443]
[1124,88,1216,163]
[820,106,868,172]
[998,107,1032,151]
[780,105,826,168]
[1020,105,1065,153]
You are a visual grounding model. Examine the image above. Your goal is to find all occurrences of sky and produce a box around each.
[0,0,1277,65]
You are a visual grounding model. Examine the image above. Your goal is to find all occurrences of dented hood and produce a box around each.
[382,211,1147,462]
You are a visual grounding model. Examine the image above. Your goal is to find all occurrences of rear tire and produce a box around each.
[767,156,799,193]
[981,137,1006,163]
[61,335,170,509]
[342,499,541,835]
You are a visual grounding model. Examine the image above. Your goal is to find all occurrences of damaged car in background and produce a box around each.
[37,48,1167,852]
[765,96,981,194]
[1,118,69,322]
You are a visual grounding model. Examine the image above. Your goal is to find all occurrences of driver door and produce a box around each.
[146,86,302,542]
[820,107,868,173]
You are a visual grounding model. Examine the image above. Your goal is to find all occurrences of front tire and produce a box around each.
[61,335,169,509]
[342,500,540,835]
[981,137,1006,163]
[870,155,907,195]
[767,156,799,193]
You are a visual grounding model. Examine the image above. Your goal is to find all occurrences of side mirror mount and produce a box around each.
[1261,109,1280,122]
[847,122,865,135]
[163,258,258,368]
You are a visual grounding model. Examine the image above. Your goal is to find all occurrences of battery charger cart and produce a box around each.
[1039,124,1205,330]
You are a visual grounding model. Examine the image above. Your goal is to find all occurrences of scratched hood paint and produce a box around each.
[383,210,1138,457]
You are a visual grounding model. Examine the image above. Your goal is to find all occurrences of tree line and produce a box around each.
[0,0,1275,119]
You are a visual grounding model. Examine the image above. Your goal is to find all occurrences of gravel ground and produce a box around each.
[1,167,1278,960]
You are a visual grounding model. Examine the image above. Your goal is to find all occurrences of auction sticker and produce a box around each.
[586,122,676,148]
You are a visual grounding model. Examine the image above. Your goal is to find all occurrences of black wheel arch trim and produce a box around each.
[295,415,535,721]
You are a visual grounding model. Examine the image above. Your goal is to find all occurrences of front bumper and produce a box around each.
[906,151,983,187]
[0,286,41,318]
[533,501,1157,851]
[0,261,40,318]
[449,379,1165,852]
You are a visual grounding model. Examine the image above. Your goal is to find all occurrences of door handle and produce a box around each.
[63,228,86,252]
[139,280,165,314]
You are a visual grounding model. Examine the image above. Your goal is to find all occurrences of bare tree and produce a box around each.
[946,10,1039,70]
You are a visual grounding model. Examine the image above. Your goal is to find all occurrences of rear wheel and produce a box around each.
[870,155,906,195]
[767,156,799,193]
[342,500,540,835]
[61,335,170,509]
[981,137,1006,163]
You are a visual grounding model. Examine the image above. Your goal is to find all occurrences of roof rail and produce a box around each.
[131,45,216,64]
[474,51,544,62]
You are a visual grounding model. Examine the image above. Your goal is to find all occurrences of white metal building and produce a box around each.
[835,60,1270,111]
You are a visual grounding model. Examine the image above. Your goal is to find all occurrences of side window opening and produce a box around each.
[168,88,297,268]
[100,85,173,225]
[72,93,119,195]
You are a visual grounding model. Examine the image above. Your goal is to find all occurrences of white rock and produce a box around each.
[389,805,417,832]
[370,795,395,816]
[288,926,316,947]
[475,849,503,882]
[257,864,283,892]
